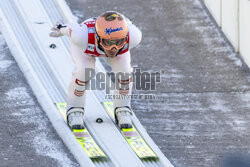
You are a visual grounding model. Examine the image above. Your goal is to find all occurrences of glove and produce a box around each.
[49,20,67,37]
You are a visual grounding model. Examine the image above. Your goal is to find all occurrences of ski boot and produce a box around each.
[66,107,85,129]
[114,106,133,129]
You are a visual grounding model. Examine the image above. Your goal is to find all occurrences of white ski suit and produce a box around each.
[59,17,142,111]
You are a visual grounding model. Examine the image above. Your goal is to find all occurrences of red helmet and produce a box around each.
[95,11,128,51]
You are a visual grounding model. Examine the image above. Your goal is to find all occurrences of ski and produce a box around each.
[102,102,158,159]
[55,103,107,159]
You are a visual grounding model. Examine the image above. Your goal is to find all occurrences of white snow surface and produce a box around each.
[0,35,13,72]
[6,87,77,167]
[0,32,77,167]
[0,60,13,72]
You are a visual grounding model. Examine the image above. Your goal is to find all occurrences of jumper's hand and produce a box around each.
[49,20,66,37]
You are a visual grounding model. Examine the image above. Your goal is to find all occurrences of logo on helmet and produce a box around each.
[105,27,123,35]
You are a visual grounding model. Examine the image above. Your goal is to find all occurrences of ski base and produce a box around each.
[102,102,158,159]
[55,103,107,159]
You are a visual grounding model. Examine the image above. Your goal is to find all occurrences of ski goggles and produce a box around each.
[102,38,126,49]
[99,37,127,50]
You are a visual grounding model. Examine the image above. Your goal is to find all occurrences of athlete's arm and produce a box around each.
[126,18,142,49]
[50,21,88,50]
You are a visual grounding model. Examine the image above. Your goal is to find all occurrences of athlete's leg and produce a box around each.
[107,51,133,128]
[107,51,133,110]
[67,41,96,111]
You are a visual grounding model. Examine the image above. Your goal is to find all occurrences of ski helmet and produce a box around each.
[95,11,128,51]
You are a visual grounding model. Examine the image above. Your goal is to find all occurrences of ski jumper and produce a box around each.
[60,17,142,111]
